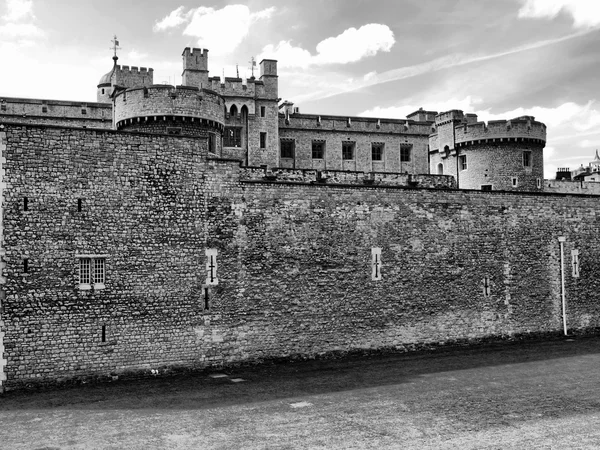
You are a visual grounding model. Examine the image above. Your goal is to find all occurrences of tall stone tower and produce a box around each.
[182,48,209,89]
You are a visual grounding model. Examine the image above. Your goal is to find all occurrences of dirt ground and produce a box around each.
[2,336,600,449]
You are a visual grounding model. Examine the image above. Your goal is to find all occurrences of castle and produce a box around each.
[0,47,597,391]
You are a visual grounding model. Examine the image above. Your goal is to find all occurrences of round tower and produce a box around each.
[97,56,118,103]
[429,112,546,191]
[113,85,225,153]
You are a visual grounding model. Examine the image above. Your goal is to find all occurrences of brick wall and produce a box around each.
[545,180,600,195]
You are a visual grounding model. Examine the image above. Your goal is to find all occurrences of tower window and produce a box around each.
[41,106,48,113]
[280,139,295,159]
[260,132,267,149]
[459,155,467,170]
[523,151,532,167]
[371,143,384,161]
[312,141,325,159]
[512,177,518,187]
[101,88,105,95]
[260,106,266,118]
[342,141,355,160]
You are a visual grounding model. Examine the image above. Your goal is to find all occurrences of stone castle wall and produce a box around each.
[2,123,600,390]
[1,124,209,389]
[0,97,112,129]
[545,180,600,195]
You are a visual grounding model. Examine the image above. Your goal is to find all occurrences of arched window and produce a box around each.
[437,163,444,175]
[230,104,238,118]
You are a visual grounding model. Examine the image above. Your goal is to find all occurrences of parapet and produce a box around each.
[435,110,465,126]
[278,112,434,135]
[116,65,154,74]
[406,108,438,123]
[113,84,224,128]
[454,117,546,145]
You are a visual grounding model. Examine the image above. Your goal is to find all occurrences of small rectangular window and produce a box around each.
[41,106,48,113]
[81,109,87,115]
[280,139,295,158]
[260,132,267,149]
[512,177,518,187]
[78,257,106,290]
[260,106,266,118]
[78,198,83,211]
[371,143,384,161]
[312,141,324,159]
[481,185,493,191]
[523,151,532,167]
[537,178,541,189]
[23,197,28,211]
[23,258,29,273]
[483,276,491,297]
[342,141,355,160]
[400,145,411,162]
[459,155,467,170]
[208,134,215,153]
[371,248,382,281]
[572,249,580,278]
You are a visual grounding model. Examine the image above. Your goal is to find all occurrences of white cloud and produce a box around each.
[153,6,189,32]
[126,49,149,62]
[154,5,275,55]
[2,0,33,22]
[259,24,394,69]
[314,24,394,64]
[360,96,483,119]
[518,0,600,28]
[0,21,42,38]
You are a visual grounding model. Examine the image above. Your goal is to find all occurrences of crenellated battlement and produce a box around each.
[454,117,546,146]
[116,65,153,74]
[113,84,224,130]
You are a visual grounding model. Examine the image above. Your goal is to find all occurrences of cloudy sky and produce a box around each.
[1,0,599,176]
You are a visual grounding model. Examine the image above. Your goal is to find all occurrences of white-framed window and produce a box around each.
[77,255,107,290]
[459,155,467,170]
[536,178,541,189]
[482,276,491,297]
[512,177,518,187]
[342,141,355,160]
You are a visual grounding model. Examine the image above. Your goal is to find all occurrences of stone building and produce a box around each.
[4,47,599,393]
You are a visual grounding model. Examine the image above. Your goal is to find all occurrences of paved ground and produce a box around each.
[2,337,600,449]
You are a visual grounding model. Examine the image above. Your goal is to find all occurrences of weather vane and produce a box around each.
[110,35,121,58]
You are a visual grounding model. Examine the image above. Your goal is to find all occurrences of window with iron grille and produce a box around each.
[371,143,384,161]
[280,139,295,158]
[342,141,355,160]
[400,145,411,162]
[224,127,242,147]
[79,256,106,290]
[312,141,325,159]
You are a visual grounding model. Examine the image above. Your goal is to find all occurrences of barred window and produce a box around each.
[312,141,325,159]
[371,143,384,161]
[459,155,467,170]
[400,145,411,162]
[342,141,355,160]
[523,151,532,167]
[78,256,106,290]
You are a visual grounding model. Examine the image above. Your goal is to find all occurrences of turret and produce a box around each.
[259,59,278,98]
[182,47,209,89]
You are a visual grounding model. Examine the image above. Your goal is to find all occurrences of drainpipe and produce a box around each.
[558,236,568,335]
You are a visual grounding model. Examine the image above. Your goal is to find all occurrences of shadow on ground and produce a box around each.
[1,335,598,411]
